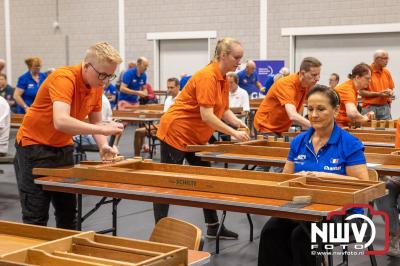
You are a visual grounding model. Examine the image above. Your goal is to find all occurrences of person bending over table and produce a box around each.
[335,63,375,128]
[14,42,124,229]
[258,85,369,266]
[156,37,249,239]
[253,57,322,138]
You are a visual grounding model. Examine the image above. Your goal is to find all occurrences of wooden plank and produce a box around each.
[124,104,164,111]
[353,133,395,143]
[0,235,45,256]
[52,251,133,266]
[112,110,163,119]
[0,221,77,243]
[94,234,180,254]
[33,161,385,206]
[72,237,162,257]
[27,249,104,266]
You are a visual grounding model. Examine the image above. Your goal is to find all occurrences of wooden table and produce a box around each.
[10,113,24,128]
[282,131,396,148]
[0,220,203,266]
[33,159,384,264]
[112,110,163,158]
[190,143,400,176]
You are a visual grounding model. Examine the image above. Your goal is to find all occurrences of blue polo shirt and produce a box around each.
[237,69,259,98]
[263,74,275,95]
[288,124,366,214]
[104,83,117,108]
[16,71,47,114]
[119,67,146,104]
[180,75,191,91]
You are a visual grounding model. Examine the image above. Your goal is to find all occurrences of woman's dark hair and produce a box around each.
[306,84,340,108]
[347,63,371,79]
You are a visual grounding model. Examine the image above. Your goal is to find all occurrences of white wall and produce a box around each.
[159,39,209,91]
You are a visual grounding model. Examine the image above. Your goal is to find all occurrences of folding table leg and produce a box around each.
[76,194,82,231]
[215,210,227,254]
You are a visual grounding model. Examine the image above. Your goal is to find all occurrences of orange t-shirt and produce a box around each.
[335,79,358,127]
[253,73,307,134]
[157,62,229,151]
[16,64,103,147]
[362,63,394,107]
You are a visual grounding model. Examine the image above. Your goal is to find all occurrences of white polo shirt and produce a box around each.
[229,86,250,112]
[163,94,179,113]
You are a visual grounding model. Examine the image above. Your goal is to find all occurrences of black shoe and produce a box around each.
[206,224,238,240]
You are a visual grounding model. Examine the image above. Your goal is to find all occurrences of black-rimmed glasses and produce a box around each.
[88,63,117,81]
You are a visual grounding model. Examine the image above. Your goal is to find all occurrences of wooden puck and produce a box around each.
[292,195,312,204]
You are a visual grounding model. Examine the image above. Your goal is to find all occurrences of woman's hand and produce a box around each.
[232,130,250,142]
[99,144,119,161]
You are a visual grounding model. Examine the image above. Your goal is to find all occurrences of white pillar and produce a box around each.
[259,0,267,59]
[4,0,12,82]
[118,0,125,71]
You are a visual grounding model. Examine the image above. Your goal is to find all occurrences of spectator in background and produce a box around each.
[140,83,158,105]
[0,73,17,113]
[273,67,290,82]
[14,57,47,114]
[360,49,394,120]
[0,96,10,156]
[228,72,249,113]
[237,60,265,99]
[104,79,117,109]
[335,63,374,128]
[329,73,340,89]
[116,61,136,90]
[264,67,290,95]
[118,57,149,109]
[179,74,192,90]
[254,57,321,137]
[163,77,180,112]
[46,68,55,76]
[0,59,5,73]
[133,78,180,157]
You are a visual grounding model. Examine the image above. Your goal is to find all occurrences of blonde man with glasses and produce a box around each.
[14,42,124,229]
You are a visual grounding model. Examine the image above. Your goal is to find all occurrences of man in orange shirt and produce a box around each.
[360,50,394,120]
[253,57,321,136]
[157,37,249,239]
[14,42,124,229]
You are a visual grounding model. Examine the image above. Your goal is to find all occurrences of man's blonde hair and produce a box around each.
[84,42,122,65]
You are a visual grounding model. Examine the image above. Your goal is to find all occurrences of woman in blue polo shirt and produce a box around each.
[14,57,47,114]
[258,85,369,266]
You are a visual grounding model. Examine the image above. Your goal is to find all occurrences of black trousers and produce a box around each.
[14,143,77,229]
[258,217,314,266]
[153,141,219,224]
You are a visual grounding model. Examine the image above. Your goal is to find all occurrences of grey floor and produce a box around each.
[1,125,400,266]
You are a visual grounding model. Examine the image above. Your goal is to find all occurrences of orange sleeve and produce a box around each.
[338,88,354,105]
[195,73,217,108]
[48,76,75,104]
[274,79,297,106]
